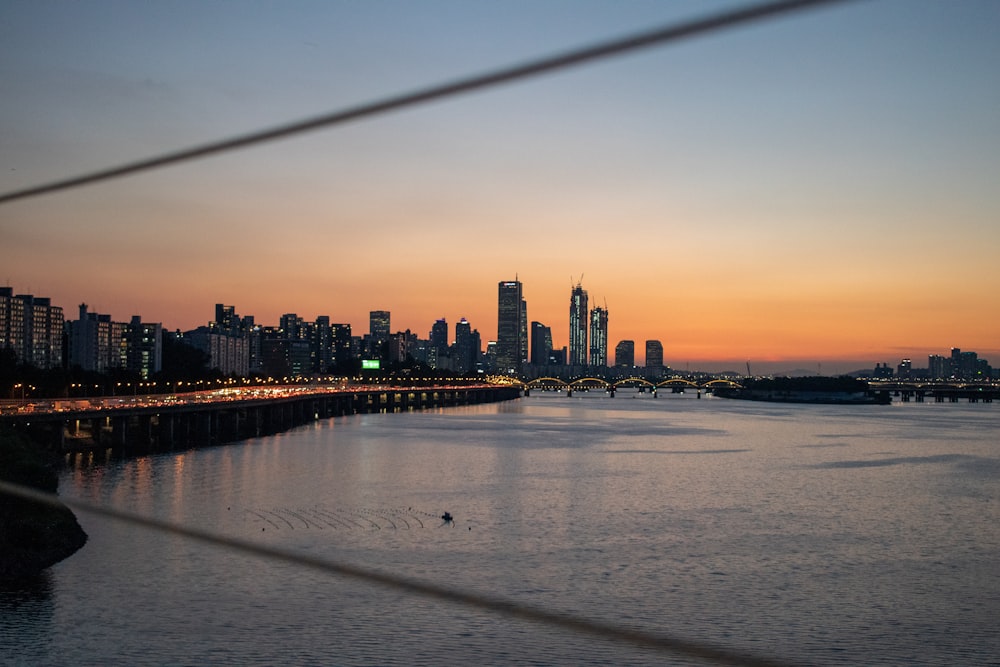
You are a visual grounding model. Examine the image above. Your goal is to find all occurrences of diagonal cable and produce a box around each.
[0,0,859,205]
[0,479,799,667]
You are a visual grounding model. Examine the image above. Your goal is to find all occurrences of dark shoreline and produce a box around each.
[0,431,88,579]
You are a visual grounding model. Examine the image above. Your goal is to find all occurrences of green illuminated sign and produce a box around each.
[362,359,381,370]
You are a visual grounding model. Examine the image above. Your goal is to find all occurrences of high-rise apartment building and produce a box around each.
[1,288,64,370]
[68,303,162,376]
[645,340,664,370]
[589,306,608,367]
[183,304,250,376]
[950,348,981,380]
[568,281,588,366]
[928,354,947,379]
[0,287,25,360]
[615,340,635,367]
[497,280,523,374]
[67,303,117,372]
[212,304,260,373]
[126,316,163,379]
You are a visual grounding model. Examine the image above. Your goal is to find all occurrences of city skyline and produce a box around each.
[2,1,998,374]
[3,282,994,378]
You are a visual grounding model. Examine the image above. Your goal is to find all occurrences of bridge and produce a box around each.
[0,384,521,454]
[514,376,743,397]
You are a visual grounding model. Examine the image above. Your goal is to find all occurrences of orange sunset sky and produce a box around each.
[2,1,998,373]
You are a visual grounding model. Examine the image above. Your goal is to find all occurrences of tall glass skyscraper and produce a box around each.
[589,306,608,367]
[645,339,664,369]
[519,298,528,365]
[568,281,588,366]
[530,321,553,366]
[496,280,523,374]
[615,340,635,367]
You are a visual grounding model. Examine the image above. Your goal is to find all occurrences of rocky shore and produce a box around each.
[0,432,87,579]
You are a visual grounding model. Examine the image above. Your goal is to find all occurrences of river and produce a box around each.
[2,391,998,666]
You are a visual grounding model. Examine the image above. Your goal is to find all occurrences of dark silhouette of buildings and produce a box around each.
[568,281,588,367]
[496,280,524,374]
[615,340,635,368]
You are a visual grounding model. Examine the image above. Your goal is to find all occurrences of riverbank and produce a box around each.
[714,376,891,404]
[0,431,87,579]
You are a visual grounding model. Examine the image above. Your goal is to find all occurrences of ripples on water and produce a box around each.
[2,393,998,666]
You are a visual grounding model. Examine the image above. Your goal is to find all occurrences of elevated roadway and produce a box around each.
[0,384,521,453]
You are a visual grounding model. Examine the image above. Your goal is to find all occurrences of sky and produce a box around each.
[1,0,998,374]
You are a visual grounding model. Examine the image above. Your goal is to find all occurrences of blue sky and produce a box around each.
[2,0,998,372]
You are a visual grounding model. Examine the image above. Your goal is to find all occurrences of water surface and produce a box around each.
[3,392,998,665]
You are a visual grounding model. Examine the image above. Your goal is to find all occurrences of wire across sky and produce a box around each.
[0,0,856,206]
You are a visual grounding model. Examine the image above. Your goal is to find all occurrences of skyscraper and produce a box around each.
[568,281,588,367]
[928,354,947,379]
[431,318,449,356]
[313,316,333,373]
[645,340,664,370]
[331,323,353,369]
[496,280,523,374]
[369,310,390,358]
[453,317,478,374]
[520,298,528,365]
[369,310,390,343]
[530,321,553,366]
[589,306,608,368]
[215,304,237,332]
[615,340,635,367]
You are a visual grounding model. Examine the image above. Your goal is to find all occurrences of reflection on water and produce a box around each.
[2,392,998,666]
[0,571,54,665]
[0,570,53,609]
